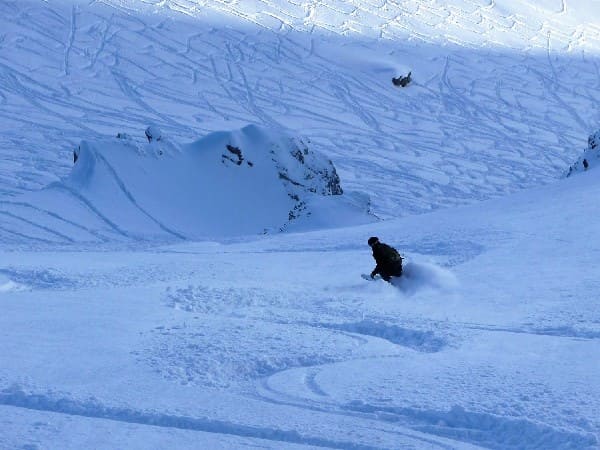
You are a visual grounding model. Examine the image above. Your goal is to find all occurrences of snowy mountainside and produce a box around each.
[1,140,599,449]
[1,1,600,448]
[1,0,600,220]
[0,125,372,244]
[110,0,600,51]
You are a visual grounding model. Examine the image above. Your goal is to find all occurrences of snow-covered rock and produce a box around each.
[144,125,163,143]
[566,130,600,177]
[0,125,373,243]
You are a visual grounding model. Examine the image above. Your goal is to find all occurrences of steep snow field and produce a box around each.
[1,0,600,449]
[2,0,600,217]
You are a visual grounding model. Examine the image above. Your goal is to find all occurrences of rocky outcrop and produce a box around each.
[566,130,600,177]
[214,126,347,227]
[287,139,343,196]
[271,137,343,222]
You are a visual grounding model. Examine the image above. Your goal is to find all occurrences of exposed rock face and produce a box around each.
[215,126,347,226]
[276,138,343,195]
[566,130,600,177]
[268,136,344,224]
[222,144,247,166]
[589,130,600,151]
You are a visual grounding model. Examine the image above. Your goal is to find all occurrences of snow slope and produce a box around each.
[1,0,600,449]
[1,0,600,217]
[1,150,599,449]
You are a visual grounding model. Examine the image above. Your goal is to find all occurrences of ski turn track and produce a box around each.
[0,386,381,450]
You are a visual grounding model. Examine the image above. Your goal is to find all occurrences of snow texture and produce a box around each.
[1,1,600,449]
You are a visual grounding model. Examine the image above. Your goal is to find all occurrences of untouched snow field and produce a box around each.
[1,0,600,449]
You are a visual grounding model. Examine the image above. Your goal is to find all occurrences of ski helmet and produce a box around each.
[368,236,379,246]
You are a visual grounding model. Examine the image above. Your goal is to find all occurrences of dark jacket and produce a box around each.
[371,242,403,280]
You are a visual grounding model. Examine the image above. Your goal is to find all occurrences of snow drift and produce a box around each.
[0,125,373,244]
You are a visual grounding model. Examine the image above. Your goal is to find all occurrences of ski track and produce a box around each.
[1,1,599,218]
[48,184,139,240]
[342,402,597,450]
[252,352,598,450]
[63,5,76,76]
[149,280,598,448]
[318,320,448,352]
[0,199,116,244]
[94,152,187,240]
[0,387,382,450]
[252,374,463,450]
[0,210,75,243]
[464,323,600,340]
[2,1,600,448]
[253,356,597,450]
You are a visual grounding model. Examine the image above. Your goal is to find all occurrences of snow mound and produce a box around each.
[1,125,374,243]
[566,130,600,177]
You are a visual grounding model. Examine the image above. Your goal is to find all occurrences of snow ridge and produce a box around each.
[0,125,372,244]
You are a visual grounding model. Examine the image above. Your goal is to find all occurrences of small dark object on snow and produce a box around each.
[368,236,403,282]
[226,144,244,165]
[392,72,411,87]
[583,159,589,170]
[221,144,246,166]
[73,146,79,164]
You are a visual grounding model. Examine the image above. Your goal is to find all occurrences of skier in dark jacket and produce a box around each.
[368,236,403,281]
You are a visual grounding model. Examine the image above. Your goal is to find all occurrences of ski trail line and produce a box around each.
[0,388,384,450]
[94,153,187,240]
[64,5,76,76]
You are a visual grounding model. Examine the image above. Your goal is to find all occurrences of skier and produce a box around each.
[368,236,403,281]
[392,72,411,87]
